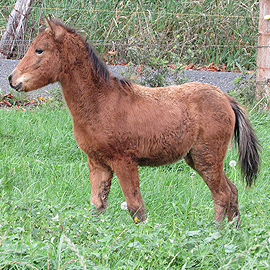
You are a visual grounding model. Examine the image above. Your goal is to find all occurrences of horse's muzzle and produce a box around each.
[8,73,23,91]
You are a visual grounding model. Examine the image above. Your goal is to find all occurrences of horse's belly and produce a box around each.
[137,153,185,167]
[136,143,190,167]
[133,127,196,167]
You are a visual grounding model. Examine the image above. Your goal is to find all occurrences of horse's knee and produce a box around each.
[90,180,111,211]
[91,196,106,212]
[89,195,103,213]
[88,159,113,212]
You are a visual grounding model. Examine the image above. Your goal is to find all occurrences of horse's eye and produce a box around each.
[35,48,43,55]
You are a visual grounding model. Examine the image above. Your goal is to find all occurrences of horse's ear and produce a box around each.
[45,15,54,34]
[45,15,65,42]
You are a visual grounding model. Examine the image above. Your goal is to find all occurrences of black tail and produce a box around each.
[229,98,261,187]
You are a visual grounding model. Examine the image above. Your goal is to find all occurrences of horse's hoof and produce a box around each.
[130,209,146,223]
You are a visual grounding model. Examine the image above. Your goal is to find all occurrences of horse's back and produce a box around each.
[135,82,235,129]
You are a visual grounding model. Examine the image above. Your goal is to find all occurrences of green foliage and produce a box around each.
[0,0,259,71]
[0,102,270,269]
[229,73,257,108]
[123,48,188,87]
[229,73,269,110]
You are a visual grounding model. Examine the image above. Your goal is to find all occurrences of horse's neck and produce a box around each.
[59,68,112,119]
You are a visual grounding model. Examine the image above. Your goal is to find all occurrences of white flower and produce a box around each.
[52,214,59,221]
[229,160,237,167]
[121,201,128,210]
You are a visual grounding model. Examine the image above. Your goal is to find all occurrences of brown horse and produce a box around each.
[9,17,260,226]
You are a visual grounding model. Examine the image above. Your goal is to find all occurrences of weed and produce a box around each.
[0,0,259,71]
[123,47,188,87]
[229,73,270,110]
[230,73,257,107]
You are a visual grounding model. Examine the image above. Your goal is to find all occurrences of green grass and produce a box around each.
[0,0,259,71]
[0,101,269,269]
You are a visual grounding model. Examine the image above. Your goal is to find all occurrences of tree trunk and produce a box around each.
[0,0,34,59]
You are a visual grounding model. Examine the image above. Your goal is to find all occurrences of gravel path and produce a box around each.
[0,59,248,99]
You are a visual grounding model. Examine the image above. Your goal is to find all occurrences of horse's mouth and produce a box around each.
[10,81,24,92]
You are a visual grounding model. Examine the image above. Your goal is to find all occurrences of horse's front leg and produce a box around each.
[113,158,146,223]
[88,158,113,212]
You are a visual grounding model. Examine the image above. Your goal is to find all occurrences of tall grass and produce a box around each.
[0,0,259,71]
[0,100,269,269]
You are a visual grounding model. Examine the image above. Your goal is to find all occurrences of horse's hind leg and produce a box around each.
[224,172,240,225]
[88,158,113,212]
[185,148,240,226]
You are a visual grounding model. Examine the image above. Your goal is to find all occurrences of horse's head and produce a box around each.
[9,17,65,92]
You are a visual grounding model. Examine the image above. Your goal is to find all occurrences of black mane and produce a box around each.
[85,42,110,84]
[85,43,132,89]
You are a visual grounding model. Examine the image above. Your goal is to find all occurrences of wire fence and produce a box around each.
[0,1,260,71]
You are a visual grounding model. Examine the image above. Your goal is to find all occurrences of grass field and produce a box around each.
[0,100,269,269]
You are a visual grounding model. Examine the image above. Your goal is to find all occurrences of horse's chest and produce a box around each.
[73,125,108,154]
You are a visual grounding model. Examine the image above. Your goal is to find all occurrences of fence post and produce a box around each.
[256,0,270,100]
[0,0,34,59]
